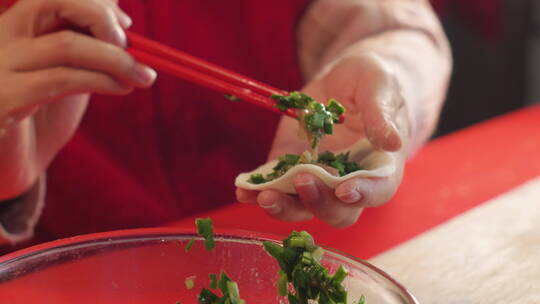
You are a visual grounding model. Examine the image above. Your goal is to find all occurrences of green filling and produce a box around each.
[197,271,246,304]
[271,92,344,150]
[249,92,361,184]
[249,151,361,184]
[263,231,351,304]
[180,219,365,304]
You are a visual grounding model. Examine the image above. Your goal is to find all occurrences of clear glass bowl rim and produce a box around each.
[0,227,418,303]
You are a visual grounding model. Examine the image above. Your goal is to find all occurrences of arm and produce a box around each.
[0,0,156,244]
[237,0,452,227]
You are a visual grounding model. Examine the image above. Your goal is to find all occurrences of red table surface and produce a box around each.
[169,105,540,259]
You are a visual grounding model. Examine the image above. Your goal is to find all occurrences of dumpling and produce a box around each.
[235,138,396,194]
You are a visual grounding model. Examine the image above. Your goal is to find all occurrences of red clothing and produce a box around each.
[38,1,310,240]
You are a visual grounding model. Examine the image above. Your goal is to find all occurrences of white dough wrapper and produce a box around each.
[235,139,397,194]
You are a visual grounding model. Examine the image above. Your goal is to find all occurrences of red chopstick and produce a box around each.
[126,32,299,119]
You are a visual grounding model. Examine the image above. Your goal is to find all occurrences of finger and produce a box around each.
[335,168,403,208]
[336,140,406,207]
[235,188,258,204]
[294,173,363,228]
[256,190,314,222]
[10,30,155,87]
[355,56,404,152]
[13,0,127,47]
[113,6,132,29]
[6,67,134,117]
[360,86,403,152]
[101,0,132,29]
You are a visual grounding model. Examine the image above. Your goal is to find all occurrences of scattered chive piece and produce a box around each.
[328,99,345,116]
[277,270,288,296]
[185,277,195,290]
[226,281,240,299]
[195,218,215,251]
[209,273,218,290]
[217,271,233,295]
[332,265,349,284]
[198,288,219,304]
[185,238,195,252]
[288,236,308,248]
[197,271,246,304]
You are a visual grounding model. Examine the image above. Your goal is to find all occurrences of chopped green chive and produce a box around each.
[288,236,308,248]
[248,173,265,184]
[226,281,240,300]
[198,288,219,304]
[217,271,232,295]
[195,218,215,251]
[328,99,345,116]
[185,277,195,290]
[332,265,348,284]
[278,270,289,296]
[263,230,357,304]
[208,273,218,290]
[185,238,195,252]
[196,272,245,304]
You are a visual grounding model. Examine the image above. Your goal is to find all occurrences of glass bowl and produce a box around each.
[0,228,417,304]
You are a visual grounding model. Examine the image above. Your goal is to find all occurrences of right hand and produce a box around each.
[0,0,157,200]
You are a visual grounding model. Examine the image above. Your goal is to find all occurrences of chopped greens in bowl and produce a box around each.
[183,218,361,304]
[0,223,417,303]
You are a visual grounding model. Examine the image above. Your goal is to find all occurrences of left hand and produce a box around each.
[236,53,410,228]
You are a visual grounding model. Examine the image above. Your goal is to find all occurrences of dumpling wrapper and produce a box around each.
[235,138,397,194]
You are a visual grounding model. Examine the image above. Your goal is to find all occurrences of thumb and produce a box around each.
[360,73,406,152]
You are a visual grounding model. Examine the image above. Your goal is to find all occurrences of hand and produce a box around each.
[0,0,156,199]
[236,53,410,228]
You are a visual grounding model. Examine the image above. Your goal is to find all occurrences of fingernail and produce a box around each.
[236,192,256,204]
[259,200,282,215]
[134,63,157,86]
[384,119,402,151]
[295,173,315,187]
[117,10,133,29]
[294,174,319,203]
[339,189,362,204]
[111,25,127,47]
